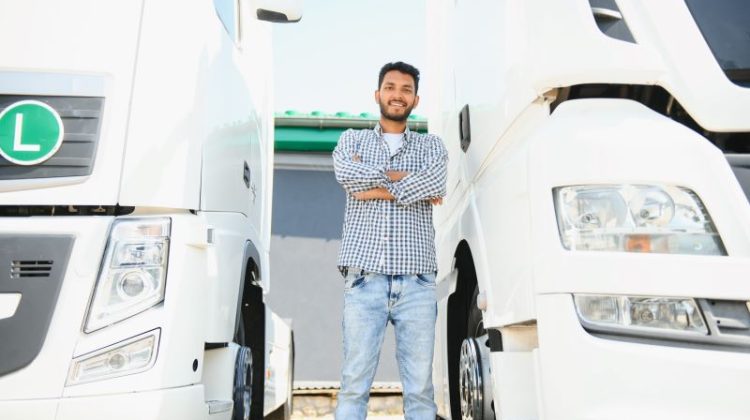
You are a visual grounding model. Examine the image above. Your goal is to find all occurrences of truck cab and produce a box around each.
[428,1,750,418]
[0,1,300,419]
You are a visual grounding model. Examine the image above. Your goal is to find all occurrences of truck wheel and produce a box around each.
[266,333,294,420]
[459,285,494,420]
[233,320,253,420]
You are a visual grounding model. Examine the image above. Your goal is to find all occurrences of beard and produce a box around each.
[378,99,415,122]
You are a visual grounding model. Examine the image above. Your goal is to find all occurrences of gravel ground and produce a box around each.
[291,394,404,419]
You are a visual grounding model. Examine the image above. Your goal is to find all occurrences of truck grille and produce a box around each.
[0,235,73,377]
[0,95,104,180]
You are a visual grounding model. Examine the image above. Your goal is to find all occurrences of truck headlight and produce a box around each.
[553,185,726,255]
[67,329,159,385]
[574,294,708,337]
[85,218,170,332]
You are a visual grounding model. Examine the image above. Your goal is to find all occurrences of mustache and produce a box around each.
[378,98,413,122]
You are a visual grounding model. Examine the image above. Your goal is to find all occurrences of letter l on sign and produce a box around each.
[13,114,41,152]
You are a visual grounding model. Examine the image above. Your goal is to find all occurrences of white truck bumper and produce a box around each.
[535,293,750,420]
[0,385,217,420]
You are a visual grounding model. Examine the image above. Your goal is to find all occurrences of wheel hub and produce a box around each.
[459,335,493,419]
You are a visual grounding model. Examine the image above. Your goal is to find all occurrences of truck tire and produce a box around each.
[266,334,295,420]
[233,319,253,420]
[458,285,495,420]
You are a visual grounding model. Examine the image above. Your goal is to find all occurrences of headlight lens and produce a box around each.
[67,329,159,385]
[574,294,708,336]
[85,218,170,332]
[553,185,726,255]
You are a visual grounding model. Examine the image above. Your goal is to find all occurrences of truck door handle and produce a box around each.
[243,161,251,189]
[459,104,471,153]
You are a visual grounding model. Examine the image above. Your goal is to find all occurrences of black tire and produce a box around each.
[233,318,253,420]
[265,334,295,420]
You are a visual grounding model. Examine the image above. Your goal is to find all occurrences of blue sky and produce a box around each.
[272,0,427,116]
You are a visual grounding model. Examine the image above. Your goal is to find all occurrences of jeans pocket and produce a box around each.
[415,272,437,288]
[344,274,368,291]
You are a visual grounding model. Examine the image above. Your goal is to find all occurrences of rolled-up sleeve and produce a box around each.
[387,137,448,206]
[333,129,389,193]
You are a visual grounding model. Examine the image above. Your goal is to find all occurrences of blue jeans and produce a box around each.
[335,271,438,420]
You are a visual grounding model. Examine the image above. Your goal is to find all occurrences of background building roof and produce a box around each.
[275,111,428,152]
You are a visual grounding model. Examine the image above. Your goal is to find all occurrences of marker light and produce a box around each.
[574,295,708,337]
[67,330,159,385]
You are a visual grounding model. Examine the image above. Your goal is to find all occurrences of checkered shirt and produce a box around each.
[333,124,448,275]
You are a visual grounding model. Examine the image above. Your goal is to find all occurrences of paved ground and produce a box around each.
[291,394,405,419]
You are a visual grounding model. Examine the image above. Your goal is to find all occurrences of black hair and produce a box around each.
[378,61,420,93]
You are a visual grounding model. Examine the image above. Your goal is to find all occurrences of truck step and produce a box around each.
[207,400,233,415]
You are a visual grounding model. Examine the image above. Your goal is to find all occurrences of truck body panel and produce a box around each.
[428,0,750,418]
[0,0,299,418]
[0,0,142,204]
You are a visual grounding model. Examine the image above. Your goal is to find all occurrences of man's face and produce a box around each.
[375,70,420,122]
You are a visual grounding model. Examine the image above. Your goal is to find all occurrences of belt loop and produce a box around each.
[339,266,368,278]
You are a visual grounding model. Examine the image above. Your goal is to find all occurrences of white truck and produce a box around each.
[0,1,300,419]
[427,1,750,419]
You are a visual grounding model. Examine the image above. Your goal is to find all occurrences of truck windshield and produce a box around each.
[685,0,750,87]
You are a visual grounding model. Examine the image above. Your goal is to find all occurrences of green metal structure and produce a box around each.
[274,111,428,152]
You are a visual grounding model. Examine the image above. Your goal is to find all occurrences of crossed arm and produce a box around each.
[351,170,443,205]
[332,130,448,206]
[332,130,393,193]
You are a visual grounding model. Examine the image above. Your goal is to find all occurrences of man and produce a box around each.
[332,61,447,420]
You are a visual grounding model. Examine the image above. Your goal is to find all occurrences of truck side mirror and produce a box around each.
[459,104,471,152]
[255,0,303,23]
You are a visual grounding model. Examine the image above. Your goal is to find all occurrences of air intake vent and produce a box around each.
[10,260,53,278]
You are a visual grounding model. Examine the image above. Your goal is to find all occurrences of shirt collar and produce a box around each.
[374,123,411,143]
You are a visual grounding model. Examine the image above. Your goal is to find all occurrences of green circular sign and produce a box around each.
[0,100,64,166]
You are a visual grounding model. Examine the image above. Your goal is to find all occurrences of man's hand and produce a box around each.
[352,154,362,162]
[386,170,408,182]
[353,187,395,201]
[429,197,443,205]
